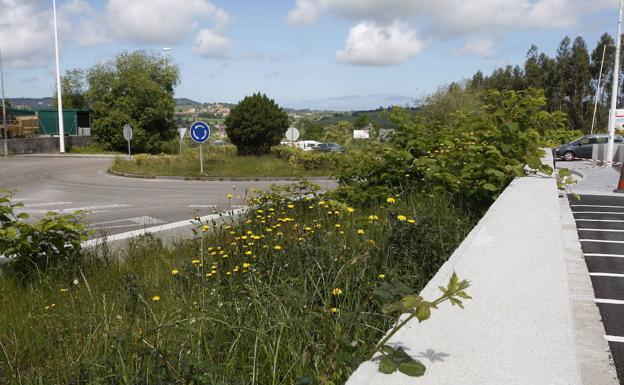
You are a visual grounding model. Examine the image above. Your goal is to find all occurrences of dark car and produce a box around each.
[554,134,624,161]
[315,143,345,153]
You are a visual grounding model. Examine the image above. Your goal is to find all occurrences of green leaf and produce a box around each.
[400,294,422,310]
[398,360,426,377]
[483,183,497,192]
[378,356,398,374]
[382,301,403,314]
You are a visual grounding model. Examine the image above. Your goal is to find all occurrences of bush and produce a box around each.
[0,192,88,282]
[225,93,289,155]
[539,128,582,147]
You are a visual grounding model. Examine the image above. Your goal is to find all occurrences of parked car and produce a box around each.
[554,134,624,161]
[211,139,229,146]
[315,143,345,153]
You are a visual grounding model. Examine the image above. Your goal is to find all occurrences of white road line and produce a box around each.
[584,253,624,258]
[22,201,72,208]
[605,335,624,343]
[188,204,218,208]
[579,239,624,244]
[578,228,624,232]
[595,298,624,305]
[575,219,624,223]
[82,209,246,248]
[573,211,624,215]
[589,273,624,278]
[571,205,624,209]
[22,204,132,214]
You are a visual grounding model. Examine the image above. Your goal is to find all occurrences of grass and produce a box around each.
[0,184,476,384]
[110,146,338,178]
[69,144,123,155]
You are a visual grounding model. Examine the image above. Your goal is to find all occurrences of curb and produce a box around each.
[13,153,122,159]
[107,168,334,182]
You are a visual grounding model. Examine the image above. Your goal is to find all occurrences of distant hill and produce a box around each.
[175,98,201,106]
[314,107,417,130]
[8,97,54,110]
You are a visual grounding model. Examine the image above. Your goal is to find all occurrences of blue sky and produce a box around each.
[0,0,620,110]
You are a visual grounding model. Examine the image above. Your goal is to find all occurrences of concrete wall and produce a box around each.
[346,159,615,384]
[0,136,92,155]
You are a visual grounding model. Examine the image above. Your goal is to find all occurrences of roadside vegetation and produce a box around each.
[111,145,340,178]
[1,84,565,383]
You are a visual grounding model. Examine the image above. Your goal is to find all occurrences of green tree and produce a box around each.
[53,68,88,109]
[302,122,324,141]
[353,114,371,128]
[87,51,179,153]
[555,36,572,112]
[322,121,353,145]
[225,93,289,155]
[567,37,591,131]
[524,45,543,89]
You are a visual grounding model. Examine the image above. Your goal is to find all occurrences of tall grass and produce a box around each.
[111,146,337,178]
[0,186,475,384]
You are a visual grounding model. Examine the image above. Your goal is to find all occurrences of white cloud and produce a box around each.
[452,38,495,58]
[336,21,424,66]
[106,0,225,45]
[194,29,232,59]
[0,0,53,67]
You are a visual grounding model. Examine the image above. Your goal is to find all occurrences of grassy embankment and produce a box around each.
[111,145,339,178]
[0,184,476,384]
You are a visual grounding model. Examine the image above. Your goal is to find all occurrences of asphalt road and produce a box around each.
[0,156,336,237]
[570,194,624,383]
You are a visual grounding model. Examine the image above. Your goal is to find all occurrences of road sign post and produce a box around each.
[123,124,132,160]
[285,127,300,148]
[190,121,210,175]
[178,127,187,155]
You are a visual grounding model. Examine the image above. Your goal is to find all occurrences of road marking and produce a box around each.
[584,253,624,258]
[22,201,72,208]
[88,216,165,228]
[22,204,132,214]
[575,219,624,223]
[589,273,624,278]
[595,298,624,305]
[578,228,624,232]
[82,209,246,248]
[188,204,218,208]
[579,239,624,244]
[571,205,624,209]
[573,211,624,215]
[605,335,624,343]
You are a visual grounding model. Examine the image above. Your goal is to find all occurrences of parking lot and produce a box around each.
[570,194,624,383]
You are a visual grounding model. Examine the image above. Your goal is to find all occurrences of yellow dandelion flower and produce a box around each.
[171,269,180,275]
[335,224,341,228]
[274,245,282,250]
[60,288,69,293]
[408,219,416,224]
[386,197,396,204]
[227,194,233,199]
[332,288,343,296]
[330,307,339,314]
[368,215,379,221]
[347,207,355,213]
[191,259,200,265]
[245,251,252,255]
[378,274,385,279]
[223,254,229,258]
[242,262,251,268]
[287,204,294,209]
[202,225,209,232]
[397,215,407,221]
[152,296,161,302]
[357,229,365,235]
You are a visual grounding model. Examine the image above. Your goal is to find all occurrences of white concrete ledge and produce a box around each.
[347,173,612,384]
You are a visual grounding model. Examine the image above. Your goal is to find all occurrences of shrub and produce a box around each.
[0,191,88,282]
[225,93,289,155]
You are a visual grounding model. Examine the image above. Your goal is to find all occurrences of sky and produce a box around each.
[0,0,622,110]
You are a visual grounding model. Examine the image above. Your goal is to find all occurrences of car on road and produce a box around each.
[210,140,230,146]
[554,134,624,161]
[314,143,345,153]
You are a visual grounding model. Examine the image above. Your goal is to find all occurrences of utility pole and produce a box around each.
[0,48,8,157]
[591,44,607,135]
[607,0,623,166]
[52,0,65,153]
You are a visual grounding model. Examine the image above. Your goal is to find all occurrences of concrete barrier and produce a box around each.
[0,136,92,155]
[346,170,616,384]
[592,143,624,166]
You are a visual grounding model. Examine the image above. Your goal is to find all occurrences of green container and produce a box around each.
[37,109,90,135]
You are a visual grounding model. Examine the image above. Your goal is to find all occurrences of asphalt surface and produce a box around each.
[0,156,336,237]
[570,194,624,383]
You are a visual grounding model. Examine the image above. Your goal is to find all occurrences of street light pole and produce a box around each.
[0,48,8,157]
[52,0,65,153]
[607,0,623,166]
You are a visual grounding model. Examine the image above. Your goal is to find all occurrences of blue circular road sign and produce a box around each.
[190,121,211,144]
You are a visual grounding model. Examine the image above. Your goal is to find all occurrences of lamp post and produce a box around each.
[607,0,623,166]
[52,0,65,153]
[0,48,7,157]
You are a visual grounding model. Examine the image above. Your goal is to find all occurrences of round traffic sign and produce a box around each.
[285,127,300,141]
[123,124,132,141]
[190,121,210,144]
